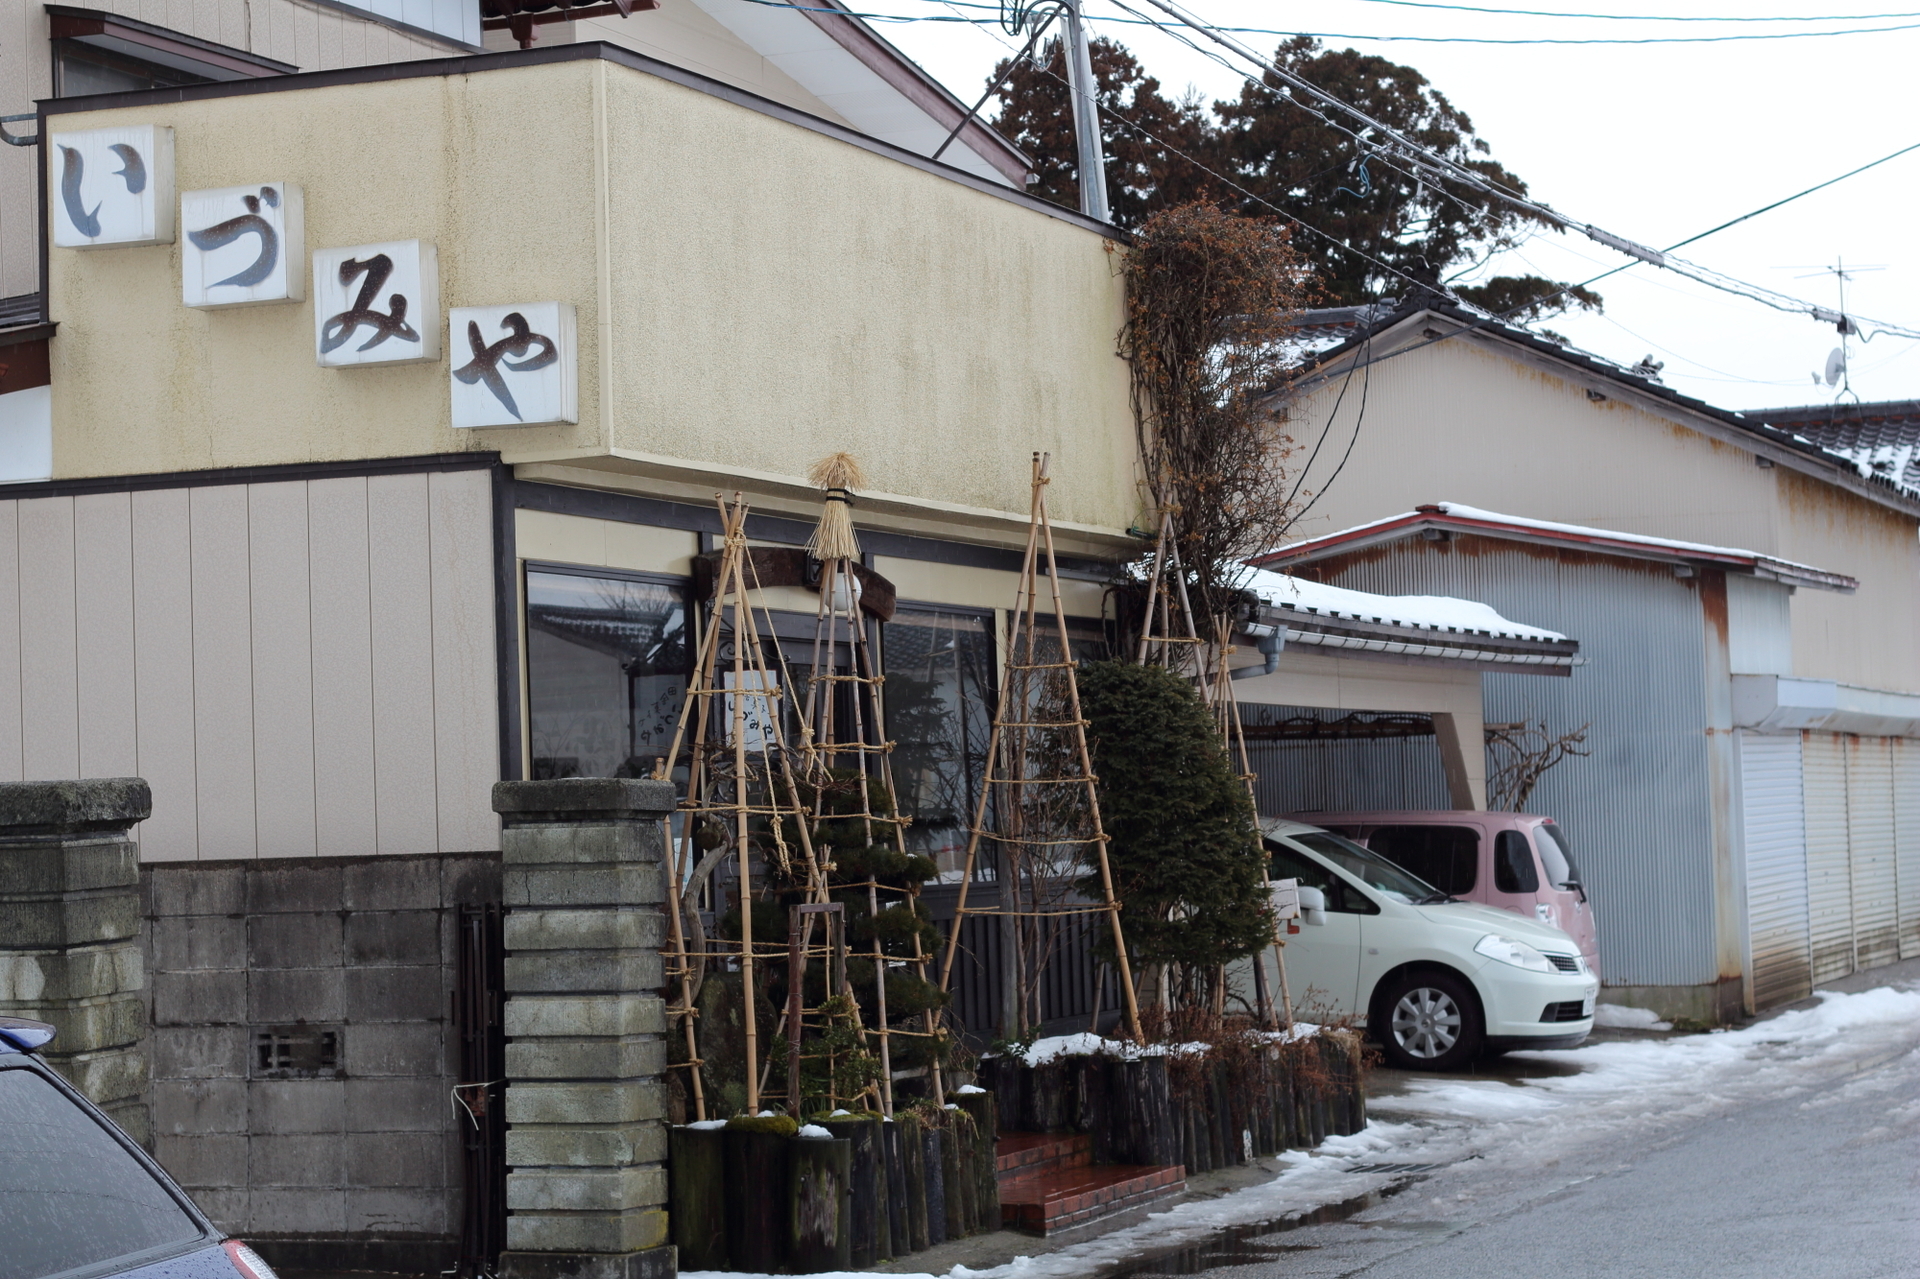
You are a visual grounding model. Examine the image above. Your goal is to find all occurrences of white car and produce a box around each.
[1247,818,1600,1070]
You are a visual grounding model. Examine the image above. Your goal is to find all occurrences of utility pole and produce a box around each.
[1062,0,1110,222]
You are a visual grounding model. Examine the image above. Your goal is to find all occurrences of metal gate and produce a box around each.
[1739,733,1811,1009]
[1897,740,1920,962]
[453,902,506,1275]
[1801,733,1854,984]
[1846,737,1900,969]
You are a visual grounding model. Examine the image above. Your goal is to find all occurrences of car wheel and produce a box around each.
[1376,971,1483,1071]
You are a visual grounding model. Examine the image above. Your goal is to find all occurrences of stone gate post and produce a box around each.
[0,778,153,1143]
[494,778,676,1279]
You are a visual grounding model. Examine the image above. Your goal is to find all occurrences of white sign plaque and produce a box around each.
[449,302,577,428]
[182,183,304,308]
[312,240,440,367]
[50,126,175,248]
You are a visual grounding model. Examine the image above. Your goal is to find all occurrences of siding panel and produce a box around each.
[132,489,198,860]
[1845,735,1899,969]
[75,492,137,778]
[1738,732,1810,1008]
[308,476,377,859]
[0,503,21,781]
[427,469,499,853]
[189,485,255,859]
[248,482,317,858]
[1802,732,1853,984]
[367,473,438,856]
[19,497,79,780]
[1896,739,1920,961]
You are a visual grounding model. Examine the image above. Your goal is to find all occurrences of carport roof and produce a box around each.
[1256,501,1859,595]
[1240,567,1582,674]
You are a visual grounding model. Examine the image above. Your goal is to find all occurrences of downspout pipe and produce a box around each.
[1231,625,1287,680]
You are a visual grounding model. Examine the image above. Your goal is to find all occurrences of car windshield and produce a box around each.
[1535,823,1584,895]
[1283,829,1449,905]
[0,1065,207,1279]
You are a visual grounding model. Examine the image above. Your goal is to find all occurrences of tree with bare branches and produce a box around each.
[1485,720,1591,812]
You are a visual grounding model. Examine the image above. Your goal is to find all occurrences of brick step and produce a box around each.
[997,1162,1186,1236]
[994,1131,1093,1180]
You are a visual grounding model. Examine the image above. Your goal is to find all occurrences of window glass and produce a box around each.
[1535,823,1583,892]
[0,1066,205,1279]
[526,570,691,780]
[1276,829,1442,907]
[1494,830,1540,893]
[883,609,995,879]
[54,41,212,96]
[1367,825,1479,895]
[1267,839,1383,914]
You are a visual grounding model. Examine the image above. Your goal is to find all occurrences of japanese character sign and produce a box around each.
[449,302,577,428]
[49,126,174,248]
[182,183,305,308]
[311,240,441,367]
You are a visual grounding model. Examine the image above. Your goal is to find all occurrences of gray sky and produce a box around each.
[869,0,1920,412]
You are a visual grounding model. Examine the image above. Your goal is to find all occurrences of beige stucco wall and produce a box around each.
[1774,469,1920,692]
[47,53,1139,543]
[1287,335,1920,694]
[1286,338,1781,552]
[3,0,463,300]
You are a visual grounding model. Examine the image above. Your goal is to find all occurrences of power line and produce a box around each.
[739,0,1920,42]
[1345,0,1920,22]
[1108,0,1920,340]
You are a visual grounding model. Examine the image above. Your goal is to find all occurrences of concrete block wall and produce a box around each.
[143,853,500,1273]
[0,779,154,1144]
[495,778,675,1279]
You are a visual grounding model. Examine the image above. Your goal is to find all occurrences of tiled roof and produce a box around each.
[1748,400,1920,499]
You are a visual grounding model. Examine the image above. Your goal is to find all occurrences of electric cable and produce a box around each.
[1345,0,1920,22]
[1097,0,1920,339]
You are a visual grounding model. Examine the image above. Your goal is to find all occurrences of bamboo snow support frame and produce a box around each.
[800,541,946,1113]
[656,493,832,1119]
[1135,508,1294,1030]
[939,453,1143,1045]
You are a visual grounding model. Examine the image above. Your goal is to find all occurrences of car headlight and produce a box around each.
[1474,934,1554,973]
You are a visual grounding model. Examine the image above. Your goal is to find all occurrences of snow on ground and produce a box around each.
[682,983,1920,1279]
[1591,1003,1672,1031]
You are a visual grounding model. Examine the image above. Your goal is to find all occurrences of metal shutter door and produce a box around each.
[1802,732,1855,983]
[1846,737,1900,970]
[1895,740,1920,961]
[1739,733,1811,1008]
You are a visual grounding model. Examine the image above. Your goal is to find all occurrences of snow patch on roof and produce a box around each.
[1244,567,1566,643]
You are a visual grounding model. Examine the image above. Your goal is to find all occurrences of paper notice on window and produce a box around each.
[1271,877,1300,920]
[722,669,780,751]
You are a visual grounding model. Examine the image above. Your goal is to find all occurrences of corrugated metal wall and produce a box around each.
[1241,705,1452,816]
[1845,736,1901,968]
[1310,541,1719,989]
[1898,740,1920,961]
[1737,733,1811,1007]
[1801,733,1855,983]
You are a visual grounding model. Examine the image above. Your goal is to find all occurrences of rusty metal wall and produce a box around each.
[1304,540,1721,989]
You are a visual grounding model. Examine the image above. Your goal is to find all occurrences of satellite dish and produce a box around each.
[1824,347,1846,387]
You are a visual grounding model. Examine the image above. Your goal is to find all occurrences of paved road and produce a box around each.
[1125,970,1920,1279]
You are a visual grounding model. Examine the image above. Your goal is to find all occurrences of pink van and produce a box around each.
[1291,810,1600,980]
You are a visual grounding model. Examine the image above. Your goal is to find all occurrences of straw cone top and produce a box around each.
[807,452,865,561]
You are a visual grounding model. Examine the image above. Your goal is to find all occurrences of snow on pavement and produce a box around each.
[681,983,1920,1279]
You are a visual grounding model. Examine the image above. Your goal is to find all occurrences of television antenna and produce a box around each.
[1789,258,1886,401]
